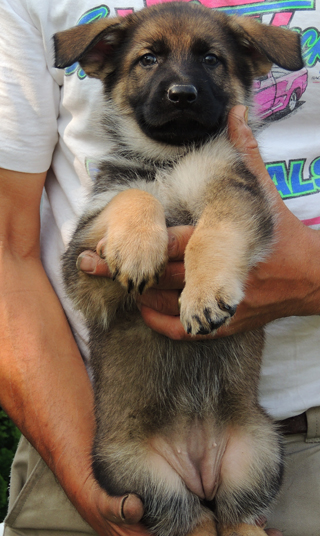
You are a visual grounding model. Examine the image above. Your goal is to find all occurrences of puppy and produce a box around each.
[54,3,303,536]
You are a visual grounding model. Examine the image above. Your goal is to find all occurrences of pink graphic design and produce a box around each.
[145,0,298,22]
[254,66,308,119]
[272,12,294,25]
[147,0,265,8]
[302,216,320,226]
[116,7,134,15]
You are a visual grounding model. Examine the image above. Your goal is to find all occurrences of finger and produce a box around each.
[264,530,283,536]
[139,306,185,339]
[212,303,271,338]
[98,493,144,525]
[120,494,145,525]
[139,306,213,341]
[76,251,112,277]
[76,227,194,276]
[137,289,181,315]
[167,226,194,261]
[156,261,185,290]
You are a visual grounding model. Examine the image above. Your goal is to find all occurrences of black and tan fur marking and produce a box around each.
[55,3,303,536]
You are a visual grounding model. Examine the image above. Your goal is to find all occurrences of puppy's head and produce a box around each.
[54,2,303,148]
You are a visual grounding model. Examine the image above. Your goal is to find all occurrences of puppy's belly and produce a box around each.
[148,421,226,501]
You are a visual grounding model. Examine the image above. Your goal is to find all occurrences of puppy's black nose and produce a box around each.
[167,84,198,107]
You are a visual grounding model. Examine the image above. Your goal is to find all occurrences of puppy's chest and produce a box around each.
[96,137,239,225]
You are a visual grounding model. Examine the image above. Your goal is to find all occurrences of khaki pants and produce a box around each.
[266,406,320,535]
[4,408,320,536]
[4,437,96,536]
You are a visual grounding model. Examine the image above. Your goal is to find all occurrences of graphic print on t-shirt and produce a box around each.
[69,0,319,224]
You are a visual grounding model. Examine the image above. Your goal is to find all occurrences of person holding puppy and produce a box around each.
[0,1,319,536]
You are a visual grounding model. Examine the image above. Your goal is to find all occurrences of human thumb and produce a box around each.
[228,105,279,198]
[98,492,144,525]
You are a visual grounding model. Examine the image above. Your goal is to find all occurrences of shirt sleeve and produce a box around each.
[0,0,60,173]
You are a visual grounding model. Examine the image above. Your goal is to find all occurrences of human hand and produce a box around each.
[72,479,148,536]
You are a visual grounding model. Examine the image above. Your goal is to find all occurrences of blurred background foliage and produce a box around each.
[0,408,20,521]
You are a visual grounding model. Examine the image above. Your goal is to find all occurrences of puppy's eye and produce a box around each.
[140,53,158,67]
[202,53,220,67]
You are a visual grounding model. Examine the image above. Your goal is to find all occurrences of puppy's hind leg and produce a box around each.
[189,512,218,536]
[218,523,268,536]
[214,417,283,527]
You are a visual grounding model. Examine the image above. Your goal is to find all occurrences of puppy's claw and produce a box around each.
[218,300,237,317]
[179,285,241,336]
[112,269,119,281]
[127,279,134,294]
[194,314,215,335]
[138,280,147,295]
[196,326,211,335]
[194,312,227,335]
[211,318,226,330]
[96,240,106,260]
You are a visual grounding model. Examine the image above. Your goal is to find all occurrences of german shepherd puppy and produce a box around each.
[54,4,303,535]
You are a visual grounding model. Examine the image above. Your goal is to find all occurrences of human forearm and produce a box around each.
[0,255,96,520]
[1,251,146,535]
[0,169,93,478]
[0,168,145,536]
[1,254,92,477]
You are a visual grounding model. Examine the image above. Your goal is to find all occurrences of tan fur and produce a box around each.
[88,189,168,290]
[180,222,247,334]
[218,523,267,536]
[54,4,304,536]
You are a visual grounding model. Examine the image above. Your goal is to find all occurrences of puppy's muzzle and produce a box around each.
[167,84,198,108]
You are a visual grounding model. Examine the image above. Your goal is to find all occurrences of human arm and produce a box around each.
[0,168,146,536]
[78,105,320,340]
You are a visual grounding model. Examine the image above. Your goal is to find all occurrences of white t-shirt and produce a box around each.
[0,0,319,420]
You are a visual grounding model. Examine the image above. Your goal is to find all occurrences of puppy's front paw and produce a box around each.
[179,221,251,336]
[179,280,242,336]
[93,189,168,293]
[97,225,168,293]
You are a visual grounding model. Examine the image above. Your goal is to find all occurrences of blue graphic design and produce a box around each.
[64,5,110,79]
[267,156,320,198]
[67,0,319,204]
[301,27,320,66]
[218,0,314,17]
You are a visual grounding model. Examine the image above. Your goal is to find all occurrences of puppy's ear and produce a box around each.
[229,16,304,77]
[54,18,127,78]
